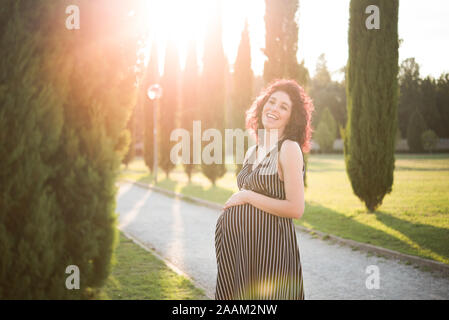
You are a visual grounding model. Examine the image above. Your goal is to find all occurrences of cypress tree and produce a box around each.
[0,1,65,299]
[407,109,427,153]
[49,0,139,298]
[345,0,399,212]
[436,73,449,138]
[309,54,347,134]
[398,58,422,138]
[283,0,309,87]
[122,108,136,168]
[232,20,254,175]
[143,43,159,174]
[160,39,181,178]
[310,54,332,127]
[181,40,199,182]
[263,0,308,86]
[263,0,283,82]
[200,2,227,185]
[420,77,442,138]
[1,0,140,298]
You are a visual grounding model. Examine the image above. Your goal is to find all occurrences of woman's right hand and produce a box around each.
[222,190,251,211]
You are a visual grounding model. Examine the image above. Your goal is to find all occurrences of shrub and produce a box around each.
[421,129,439,153]
[315,122,334,153]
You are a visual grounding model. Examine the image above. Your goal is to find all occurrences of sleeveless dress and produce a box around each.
[214,138,305,300]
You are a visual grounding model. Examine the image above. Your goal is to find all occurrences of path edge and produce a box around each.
[119,229,214,300]
[120,179,449,277]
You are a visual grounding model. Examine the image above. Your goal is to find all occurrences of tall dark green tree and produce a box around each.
[397,59,448,139]
[122,109,136,168]
[1,0,140,298]
[407,109,427,153]
[310,54,332,126]
[0,1,65,299]
[181,40,199,182]
[160,39,181,178]
[50,0,139,298]
[345,0,399,212]
[263,0,309,87]
[398,58,422,138]
[436,73,449,138]
[419,76,442,138]
[332,79,348,136]
[200,2,227,185]
[263,0,282,82]
[143,43,159,174]
[310,54,347,136]
[231,20,254,175]
[283,0,309,87]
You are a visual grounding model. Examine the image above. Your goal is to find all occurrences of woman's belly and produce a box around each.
[218,203,290,237]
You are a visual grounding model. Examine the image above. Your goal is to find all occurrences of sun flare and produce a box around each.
[131,0,265,73]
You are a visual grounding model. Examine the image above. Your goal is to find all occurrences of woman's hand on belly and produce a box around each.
[223,190,251,211]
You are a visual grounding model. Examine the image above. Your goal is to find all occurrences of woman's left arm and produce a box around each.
[223,140,305,219]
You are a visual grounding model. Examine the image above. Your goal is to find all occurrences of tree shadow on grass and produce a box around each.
[395,153,449,160]
[374,211,449,264]
[297,202,435,260]
[395,166,449,171]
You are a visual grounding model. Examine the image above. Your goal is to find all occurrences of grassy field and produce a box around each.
[119,154,449,264]
[101,232,209,300]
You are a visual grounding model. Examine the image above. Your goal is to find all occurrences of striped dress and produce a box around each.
[215,138,305,300]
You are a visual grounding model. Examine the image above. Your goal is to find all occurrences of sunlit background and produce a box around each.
[133,0,449,80]
[2,0,449,300]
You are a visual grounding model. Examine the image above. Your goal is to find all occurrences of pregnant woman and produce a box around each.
[215,79,314,300]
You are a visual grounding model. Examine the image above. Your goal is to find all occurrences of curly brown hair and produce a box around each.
[245,79,314,153]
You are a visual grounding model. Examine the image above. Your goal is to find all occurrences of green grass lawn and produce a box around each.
[101,232,209,300]
[119,153,449,264]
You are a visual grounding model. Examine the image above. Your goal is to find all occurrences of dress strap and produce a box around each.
[276,137,288,151]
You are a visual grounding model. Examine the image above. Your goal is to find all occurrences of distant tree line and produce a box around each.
[308,53,346,152]
[398,58,449,152]
[309,54,449,154]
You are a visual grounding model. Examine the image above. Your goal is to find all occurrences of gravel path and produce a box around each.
[116,182,449,300]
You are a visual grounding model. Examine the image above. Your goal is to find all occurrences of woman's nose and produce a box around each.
[271,103,281,111]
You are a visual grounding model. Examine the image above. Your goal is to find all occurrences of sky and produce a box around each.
[142,0,449,81]
[295,0,449,80]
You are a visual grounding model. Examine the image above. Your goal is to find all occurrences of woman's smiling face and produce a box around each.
[261,90,293,135]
